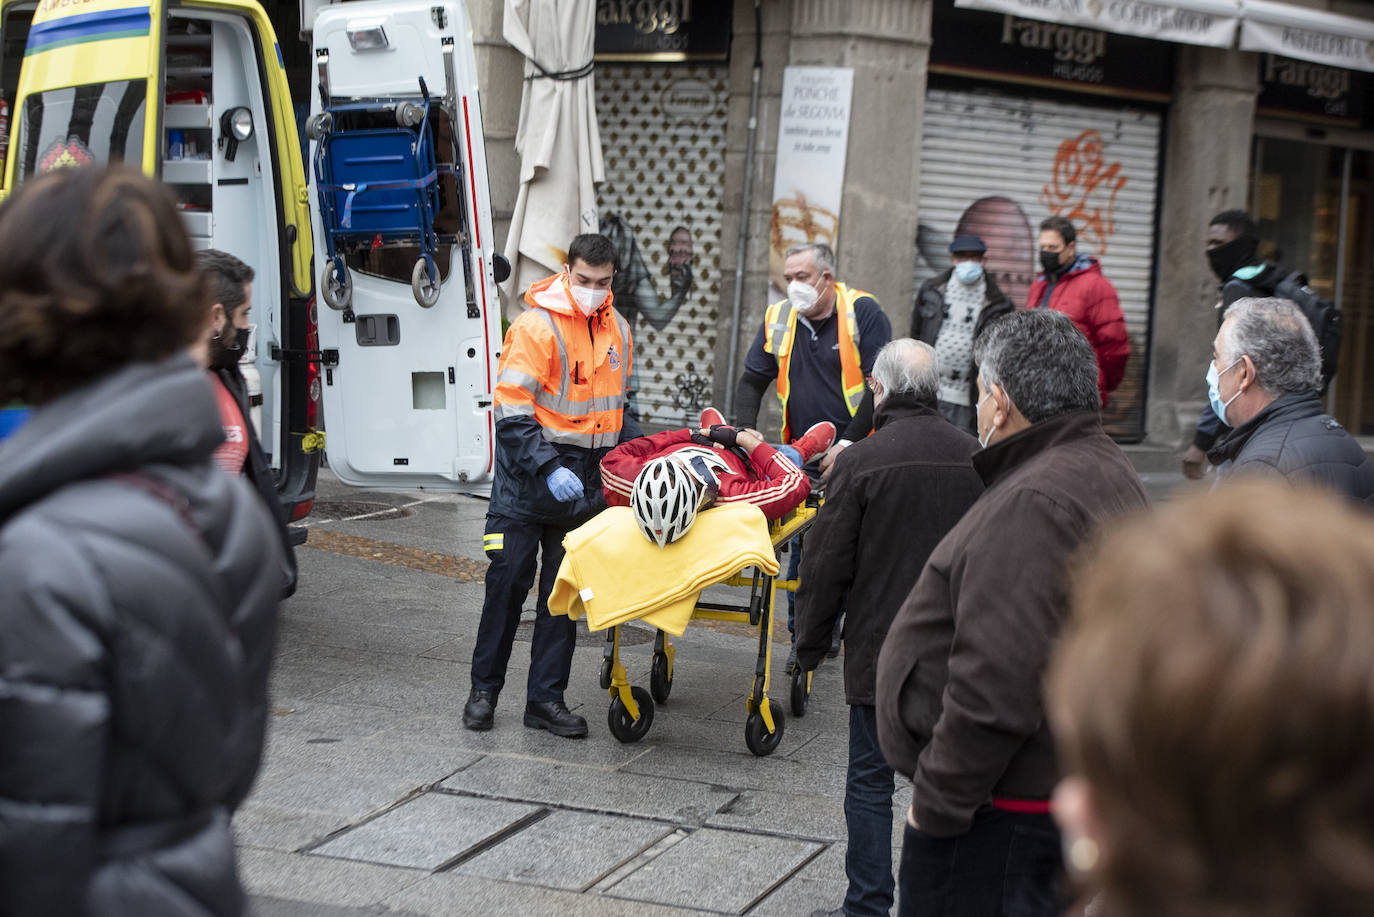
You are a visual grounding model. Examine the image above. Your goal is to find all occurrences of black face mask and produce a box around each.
[1039,249,1065,275]
[1206,235,1259,282]
[209,324,247,372]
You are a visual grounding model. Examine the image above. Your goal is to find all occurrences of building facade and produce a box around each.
[479,0,1374,446]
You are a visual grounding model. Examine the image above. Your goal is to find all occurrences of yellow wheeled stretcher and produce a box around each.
[569,493,822,757]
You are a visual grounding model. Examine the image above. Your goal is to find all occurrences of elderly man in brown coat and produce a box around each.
[876,309,1147,917]
[795,338,984,917]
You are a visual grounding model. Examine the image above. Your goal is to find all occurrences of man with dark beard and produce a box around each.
[195,249,297,594]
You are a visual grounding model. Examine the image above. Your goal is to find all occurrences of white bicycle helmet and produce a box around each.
[631,455,708,548]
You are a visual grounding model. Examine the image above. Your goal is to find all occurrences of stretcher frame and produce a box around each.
[598,494,822,756]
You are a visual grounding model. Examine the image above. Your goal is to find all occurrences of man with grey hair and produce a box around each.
[795,338,983,917]
[876,310,1147,916]
[1208,297,1374,503]
[735,240,892,655]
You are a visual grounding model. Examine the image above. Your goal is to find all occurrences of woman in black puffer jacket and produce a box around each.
[0,166,284,916]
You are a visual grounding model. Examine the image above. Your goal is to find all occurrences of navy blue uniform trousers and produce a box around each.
[470,514,576,703]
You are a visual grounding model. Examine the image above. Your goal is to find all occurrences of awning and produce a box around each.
[953,0,1242,49]
[1240,1,1374,75]
[501,0,604,320]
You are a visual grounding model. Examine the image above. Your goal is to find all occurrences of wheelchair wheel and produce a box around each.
[744,701,785,757]
[650,652,673,704]
[304,111,333,141]
[396,100,425,128]
[321,265,352,310]
[412,257,441,307]
[599,657,613,691]
[789,666,809,718]
[607,687,654,744]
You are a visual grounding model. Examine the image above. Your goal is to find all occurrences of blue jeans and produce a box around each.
[845,705,896,916]
[898,808,1064,917]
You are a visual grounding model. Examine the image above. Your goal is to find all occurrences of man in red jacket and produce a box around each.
[1026,215,1129,407]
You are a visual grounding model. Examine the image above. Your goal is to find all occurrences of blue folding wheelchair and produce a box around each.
[308,77,445,310]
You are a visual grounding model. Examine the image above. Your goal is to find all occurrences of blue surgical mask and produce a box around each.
[953,261,984,285]
[1206,357,1243,427]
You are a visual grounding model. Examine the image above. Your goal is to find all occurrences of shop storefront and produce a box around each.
[593,5,732,427]
[1252,58,1374,434]
[923,0,1171,439]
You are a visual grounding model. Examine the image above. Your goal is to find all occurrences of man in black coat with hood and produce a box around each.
[1208,296,1374,504]
[795,338,984,917]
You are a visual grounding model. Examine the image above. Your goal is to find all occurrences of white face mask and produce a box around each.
[569,284,608,317]
[787,279,820,313]
[976,388,997,448]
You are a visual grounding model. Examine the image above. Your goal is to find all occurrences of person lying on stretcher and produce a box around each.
[601,409,835,546]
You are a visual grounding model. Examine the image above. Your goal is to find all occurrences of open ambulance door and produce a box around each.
[0,0,320,520]
[307,0,502,493]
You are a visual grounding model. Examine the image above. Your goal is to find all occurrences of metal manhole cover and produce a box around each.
[308,500,413,522]
[514,619,655,647]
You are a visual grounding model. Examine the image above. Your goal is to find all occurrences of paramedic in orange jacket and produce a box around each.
[464,234,641,738]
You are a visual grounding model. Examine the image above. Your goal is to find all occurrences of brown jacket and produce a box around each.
[875,410,1147,837]
[795,394,982,705]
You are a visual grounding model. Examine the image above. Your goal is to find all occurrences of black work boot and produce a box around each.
[523,700,588,738]
[463,689,496,731]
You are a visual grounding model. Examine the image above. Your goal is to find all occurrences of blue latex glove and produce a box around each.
[546,466,584,502]
[777,444,804,467]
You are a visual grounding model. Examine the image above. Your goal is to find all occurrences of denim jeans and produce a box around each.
[845,705,896,916]
[898,808,1064,917]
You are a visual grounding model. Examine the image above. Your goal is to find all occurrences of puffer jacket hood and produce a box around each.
[0,355,283,916]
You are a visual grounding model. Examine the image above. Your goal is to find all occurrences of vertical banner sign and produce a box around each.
[768,67,854,296]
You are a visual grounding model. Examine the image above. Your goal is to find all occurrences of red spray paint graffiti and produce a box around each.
[1041,130,1127,253]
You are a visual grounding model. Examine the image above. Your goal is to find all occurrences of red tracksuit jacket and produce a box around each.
[601,429,810,520]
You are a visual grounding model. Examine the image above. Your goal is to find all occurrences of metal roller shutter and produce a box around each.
[915,86,1162,438]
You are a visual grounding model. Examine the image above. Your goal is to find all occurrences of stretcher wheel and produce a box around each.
[649,652,673,703]
[599,657,613,690]
[789,666,809,717]
[412,257,441,307]
[321,265,352,310]
[608,687,654,743]
[744,701,785,757]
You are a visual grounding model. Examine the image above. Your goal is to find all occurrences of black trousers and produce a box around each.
[469,514,576,704]
[898,808,1064,917]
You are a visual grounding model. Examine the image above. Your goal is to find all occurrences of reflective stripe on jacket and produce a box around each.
[494,272,632,451]
[762,282,868,441]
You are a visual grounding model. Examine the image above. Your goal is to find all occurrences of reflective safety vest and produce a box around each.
[762,282,869,442]
[493,272,632,450]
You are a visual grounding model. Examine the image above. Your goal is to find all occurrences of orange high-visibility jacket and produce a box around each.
[494,272,633,451]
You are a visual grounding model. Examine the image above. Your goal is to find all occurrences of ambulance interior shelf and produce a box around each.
[164,20,214,240]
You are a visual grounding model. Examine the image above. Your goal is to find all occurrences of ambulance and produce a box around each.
[0,0,506,519]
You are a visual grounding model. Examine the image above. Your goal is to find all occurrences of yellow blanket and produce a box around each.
[549,503,780,635]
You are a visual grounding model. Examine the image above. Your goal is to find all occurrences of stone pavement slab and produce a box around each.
[453,809,673,890]
[376,872,702,917]
[602,826,823,914]
[622,742,849,800]
[441,755,736,826]
[309,792,541,870]
[239,846,425,908]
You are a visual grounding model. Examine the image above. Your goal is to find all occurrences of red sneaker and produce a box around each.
[699,406,726,429]
[791,421,836,463]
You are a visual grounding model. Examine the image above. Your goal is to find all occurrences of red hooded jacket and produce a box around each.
[1025,256,1129,407]
[601,429,810,520]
